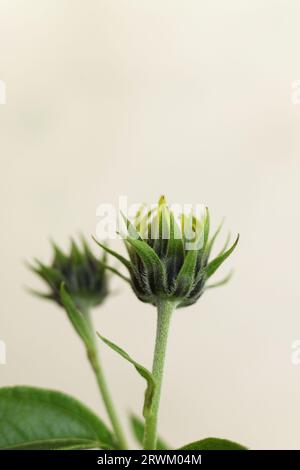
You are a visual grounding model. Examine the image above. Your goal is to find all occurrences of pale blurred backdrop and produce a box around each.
[1,0,300,450]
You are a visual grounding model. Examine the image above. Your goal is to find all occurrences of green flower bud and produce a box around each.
[95,196,239,308]
[29,238,108,311]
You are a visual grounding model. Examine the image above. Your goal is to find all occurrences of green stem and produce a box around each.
[85,311,128,450]
[143,299,174,450]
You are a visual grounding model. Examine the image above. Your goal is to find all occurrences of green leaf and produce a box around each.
[0,386,115,450]
[126,238,167,293]
[206,270,233,289]
[152,203,170,258]
[51,240,67,264]
[179,437,247,450]
[134,204,146,232]
[92,237,131,270]
[60,284,93,346]
[217,231,231,257]
[70,239,84,263]
[202,234,239,280]
[120,212,141,240]
[129,414,170,450]
[25,287,53,301]
[203,207,210,248]
[100,263,131,283]
[166,212,184,278]
[31,262,63,287]
[203,218,224,262]
[97,333,155,418]
[174,249,198,296]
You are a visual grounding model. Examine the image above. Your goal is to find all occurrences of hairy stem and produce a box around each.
[85,311,128,450]
[143,299,174,450]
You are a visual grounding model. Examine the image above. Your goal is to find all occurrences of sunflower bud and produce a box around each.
[95,196,239,308]
[29,238,108,311]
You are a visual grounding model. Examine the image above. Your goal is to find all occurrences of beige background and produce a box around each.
[1,0,300,450]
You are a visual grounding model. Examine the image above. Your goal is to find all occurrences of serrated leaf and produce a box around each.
[97,333,155,418]
[60,284,93,346]
[0,386,115,450]
[129,414,170,450]
[179,437,247,450]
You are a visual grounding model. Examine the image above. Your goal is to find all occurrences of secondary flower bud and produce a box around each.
[29,238,108,311]
[95,196,239,308]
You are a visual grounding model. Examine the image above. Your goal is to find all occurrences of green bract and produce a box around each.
[29,238,108,311]
[95,196,239,308]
